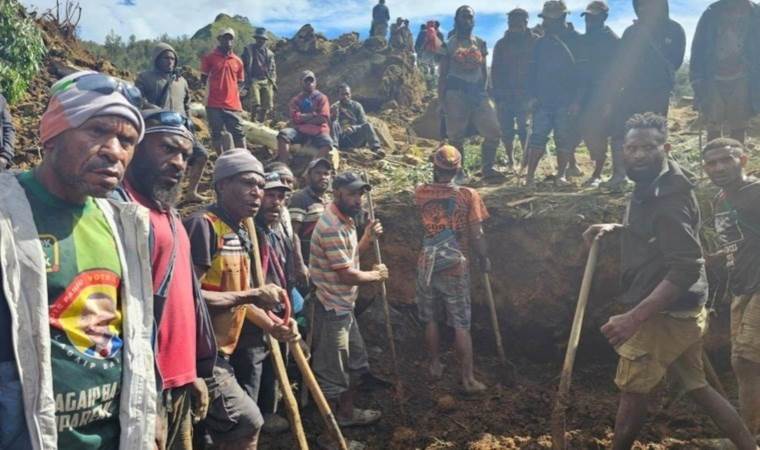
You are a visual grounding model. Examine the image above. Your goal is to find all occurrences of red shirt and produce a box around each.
[201,48,245,111]
[125,182,197,389]
[289,90,331,135]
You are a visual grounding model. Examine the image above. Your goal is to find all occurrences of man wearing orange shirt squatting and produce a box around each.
[415,145,489,394]
[584,113,757,450]
[702,138,760,437]
[310,172,388,450]
[201,28,247,154]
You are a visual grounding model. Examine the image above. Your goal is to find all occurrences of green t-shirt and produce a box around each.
[18,171,123,450]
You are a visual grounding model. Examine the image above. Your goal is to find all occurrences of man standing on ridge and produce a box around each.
[439,5,504,183]
[242,28,277,124]
[201,28,247,154]
[136,42,209,202]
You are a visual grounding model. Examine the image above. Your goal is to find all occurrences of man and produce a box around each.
[439,5,503,182]
[416,21,444,89]
[370,0,390,39]
[702,138,760,436]
[184,149,298,449]
[118,108,217,450]
[584,113,757,450]
[230,170,296,436]
[136,42,209,202]
[415,145,490,394]
[524,0,583,187]
[290,157,332,263]
[277,70,333,163]
[201,28,247,154]
[0,92,15,171]
[390,18,414,52]
[242,28,277,123]
[691,0,760,143]
[0,70,155,449]
[605,0,686,189]
[491,8,537,171]
[576,1,621,187]
[309,172,388,447]
[331,84,384,158]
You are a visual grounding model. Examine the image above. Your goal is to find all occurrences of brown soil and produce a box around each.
[11,16,756,450]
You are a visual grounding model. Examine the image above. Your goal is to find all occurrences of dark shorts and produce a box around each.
[528,105,578,154]
[278,128,333,149]
[202,357,263,443]
[416,271,472,329]
[206,107,246,144]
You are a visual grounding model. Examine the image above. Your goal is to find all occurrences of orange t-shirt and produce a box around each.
[414,183,489,261]
[201,48,245,111]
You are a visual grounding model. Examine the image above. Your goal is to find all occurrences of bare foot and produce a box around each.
[429,361,444,380]
[462,378,486,395]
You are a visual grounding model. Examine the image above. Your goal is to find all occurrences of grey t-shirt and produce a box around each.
[444,35,488,84]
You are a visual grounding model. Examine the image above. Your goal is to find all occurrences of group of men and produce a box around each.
[0,1,759,450]
[387,0,760,189]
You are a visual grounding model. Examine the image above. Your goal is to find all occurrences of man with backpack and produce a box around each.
[491,8,537,172]
[415,145,491,394]
[135,43,209,202]
[242,28,277,123]
[417,21,444,88]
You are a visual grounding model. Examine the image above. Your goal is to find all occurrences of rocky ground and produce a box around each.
[10,13,760,450]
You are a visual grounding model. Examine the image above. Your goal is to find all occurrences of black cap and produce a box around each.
[333,172,371,192]
[508,8,529,18]
[306,157,333,173]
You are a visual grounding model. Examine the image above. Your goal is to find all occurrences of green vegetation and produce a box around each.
[0,0,46,103]
[83,13,275,73]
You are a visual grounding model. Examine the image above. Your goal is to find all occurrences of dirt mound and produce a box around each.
[271,25,426,117]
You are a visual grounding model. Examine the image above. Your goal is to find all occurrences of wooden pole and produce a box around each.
[551,239,600,450]
[363,174,406,416]
[248,220,309,450]
[482,273,507,365]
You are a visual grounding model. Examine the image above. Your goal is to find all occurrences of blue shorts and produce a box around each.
[0,361,31,449]
[527,105,578,154]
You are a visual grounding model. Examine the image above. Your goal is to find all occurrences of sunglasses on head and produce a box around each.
[52,73,143,107]
[143,110,189,128]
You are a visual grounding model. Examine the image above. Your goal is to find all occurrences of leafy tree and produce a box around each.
[0,0,46,103]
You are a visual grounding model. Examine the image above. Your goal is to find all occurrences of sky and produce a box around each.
[21,0,712,57]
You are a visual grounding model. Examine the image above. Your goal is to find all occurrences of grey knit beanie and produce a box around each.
[213,148,265,184]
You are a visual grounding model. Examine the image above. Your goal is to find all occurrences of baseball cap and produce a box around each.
[333,172,371,192]
[301,70,316,82]
[306,157,333,173]
[263,172,292,191]
[539,0,569,19]
[432,145,462,170]
[581,0,609,16]
[217,27,236,39]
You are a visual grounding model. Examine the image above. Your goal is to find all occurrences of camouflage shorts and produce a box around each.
[416,271,471,329]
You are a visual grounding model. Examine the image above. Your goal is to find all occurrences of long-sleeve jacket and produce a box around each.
[242,44,277,83]
[620,161,708,311]
[576,26,620,113]
[491,29,538,101]
[0,172,156,450]
[0,94,15,164]
[527,25,583,108]
[690,0,760,113]
[372,3,390,23]
[135,43,191,116]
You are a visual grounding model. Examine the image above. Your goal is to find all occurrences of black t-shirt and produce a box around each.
[0,267,13,362]
[714,178,760,295]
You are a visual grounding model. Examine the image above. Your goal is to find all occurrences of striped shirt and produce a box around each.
[309,203,359,314]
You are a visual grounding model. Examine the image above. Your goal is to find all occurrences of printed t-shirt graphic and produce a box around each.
[18,171,123,450]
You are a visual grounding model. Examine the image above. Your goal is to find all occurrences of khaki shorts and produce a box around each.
[247,79,274,112]
[731,292,760,364]
[615,308,708,394]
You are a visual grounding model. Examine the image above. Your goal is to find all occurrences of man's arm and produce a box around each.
[601,201,704,346]
[358,219,382,254]
[470,223,491,272]
[335,265,387,286]
[1,100,15,167]
[438,54,449,101]
[194,264,286,310]
[356,102,368,125]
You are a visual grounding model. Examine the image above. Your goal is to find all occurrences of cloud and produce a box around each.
[21,0,707,59]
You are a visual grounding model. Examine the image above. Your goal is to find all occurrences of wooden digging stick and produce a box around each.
[363,174,406,416]
[299,299,316,407]
[248,220,309,450]
[551,238,600,450]
[482,273,507,365]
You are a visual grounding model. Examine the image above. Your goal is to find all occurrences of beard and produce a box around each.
[626,164,663,184]
[152,182,182,208]
[336,200,361,218]
[130,156,183,208]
